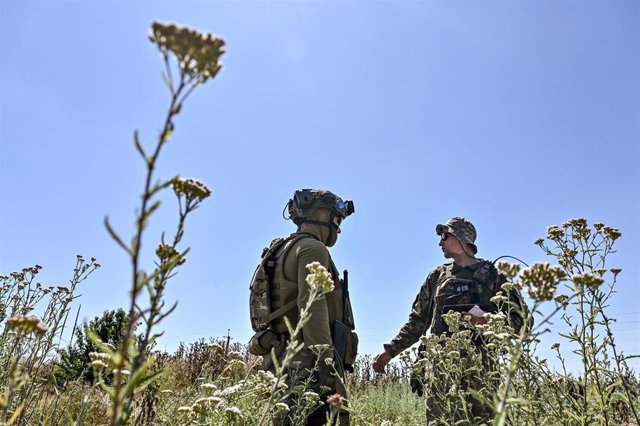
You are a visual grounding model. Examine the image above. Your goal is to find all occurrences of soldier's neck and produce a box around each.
[452,254,479,268]
[297,224,323,242]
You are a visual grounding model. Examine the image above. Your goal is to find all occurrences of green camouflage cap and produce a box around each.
[435,217,478,254]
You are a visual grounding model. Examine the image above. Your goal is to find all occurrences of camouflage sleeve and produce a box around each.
[496,272,532,333]
[383,270,438,358]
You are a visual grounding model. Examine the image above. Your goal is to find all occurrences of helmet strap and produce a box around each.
[302,219,339,230]
[458,240,477,259]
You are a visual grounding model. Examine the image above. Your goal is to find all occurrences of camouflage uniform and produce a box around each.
[383,218,529,424]
[384,260,527,357]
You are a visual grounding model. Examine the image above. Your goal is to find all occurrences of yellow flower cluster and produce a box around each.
[546,225,565,240]
[6,314,48,336]
[171,177,212,202]
[519,263,568,302]
[497,261,521,281]
[572,272,605,292]
[602,226,622,241]
[156,243,185,265]
[149,22,225,80]
[554,294,569,308]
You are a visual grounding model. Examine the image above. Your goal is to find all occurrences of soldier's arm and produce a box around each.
[497,273,532,333]
[383,271,437,358]
[295,239,333,351]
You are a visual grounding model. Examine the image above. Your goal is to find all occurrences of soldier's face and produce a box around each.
[333,216,342,233]
[326,215,342,247]
[439,232,465,258]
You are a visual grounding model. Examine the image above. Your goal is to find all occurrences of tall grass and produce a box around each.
[0,257,99,424]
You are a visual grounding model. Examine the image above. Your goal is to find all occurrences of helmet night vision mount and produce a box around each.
[285,189,355,226]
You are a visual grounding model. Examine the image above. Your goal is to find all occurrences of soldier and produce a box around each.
[248,189,357,426]
[372,217,529,424]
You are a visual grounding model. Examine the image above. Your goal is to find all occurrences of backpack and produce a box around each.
[249,234,309,332]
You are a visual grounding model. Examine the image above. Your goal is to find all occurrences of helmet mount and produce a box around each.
[283,189,355,226]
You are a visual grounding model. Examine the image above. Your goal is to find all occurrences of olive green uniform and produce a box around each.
[264,234,353,425]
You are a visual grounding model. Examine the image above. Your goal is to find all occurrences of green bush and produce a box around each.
[56,308,132,384]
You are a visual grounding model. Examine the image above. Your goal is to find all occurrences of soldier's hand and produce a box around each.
[372,350,392,374]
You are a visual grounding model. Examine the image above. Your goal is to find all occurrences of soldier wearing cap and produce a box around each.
[372,217,529,423]
[249,189,357,425]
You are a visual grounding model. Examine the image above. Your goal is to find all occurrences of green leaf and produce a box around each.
[146,200,162,218]
[6,400,26,426]
[124,356,161,396]
[101,382,116,399]
[104,216,131,255]
[87,330,116,357]
[284,316,295,336]
[271,348,281,372]
[149,179,173,197]
[494,409,508,426]
[160,126,173,144]
[133,130,147,161]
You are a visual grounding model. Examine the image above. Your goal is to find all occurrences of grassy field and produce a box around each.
[1,22,638,426]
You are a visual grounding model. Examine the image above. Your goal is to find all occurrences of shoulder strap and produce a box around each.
[445,263,453,279]
[266,299,298,323]
[473,260,499,293]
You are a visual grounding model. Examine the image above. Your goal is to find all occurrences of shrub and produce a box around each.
[56,308,132,384]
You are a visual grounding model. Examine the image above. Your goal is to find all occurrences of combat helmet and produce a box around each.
[285,189,354,226]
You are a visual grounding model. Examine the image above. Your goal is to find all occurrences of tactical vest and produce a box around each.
[249,233,358,370]
[431,260,499,335]
[267,234,345,335]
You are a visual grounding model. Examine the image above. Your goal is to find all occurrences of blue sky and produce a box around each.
[1,0,638,373]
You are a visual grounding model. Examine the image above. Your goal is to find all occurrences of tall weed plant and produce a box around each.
[97,22,223,425]
[0,257,100,424]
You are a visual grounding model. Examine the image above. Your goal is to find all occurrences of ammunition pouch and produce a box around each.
[345,329,359,369]
[331,320,358,372]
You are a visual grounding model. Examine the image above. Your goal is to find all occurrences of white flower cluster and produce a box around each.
[88,351,112,370]
[305,262,335,293]
[149,22,225,80]
[6,314,48,336]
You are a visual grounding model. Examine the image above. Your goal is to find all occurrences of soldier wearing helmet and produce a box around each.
[250,189,356,425]
[372,217,530,424]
